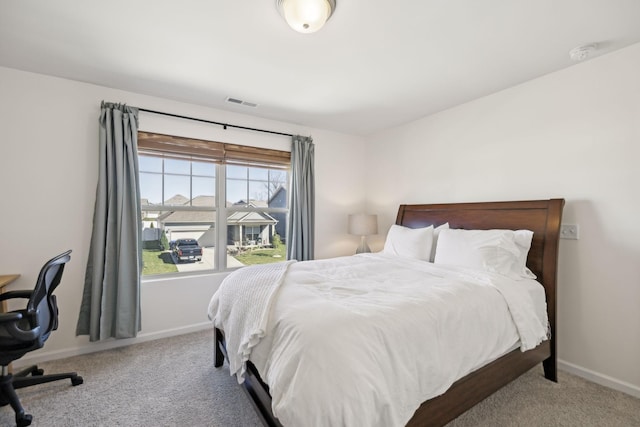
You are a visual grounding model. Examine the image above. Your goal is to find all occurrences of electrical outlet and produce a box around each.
[560,224,579,240]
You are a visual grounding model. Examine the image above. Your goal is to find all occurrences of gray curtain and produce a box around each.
[77,102,142,341]
[287,135,315,261]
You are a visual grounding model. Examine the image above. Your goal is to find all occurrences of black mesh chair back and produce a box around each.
[0,251,70,365]
[0,250,82,427]
[25,250,70,346]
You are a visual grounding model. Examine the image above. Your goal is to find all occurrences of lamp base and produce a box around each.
[356,236,371,254]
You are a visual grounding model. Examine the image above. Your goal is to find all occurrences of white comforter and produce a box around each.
[208,253,548,427]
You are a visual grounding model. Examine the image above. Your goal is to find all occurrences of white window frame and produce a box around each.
[139,145,289,278]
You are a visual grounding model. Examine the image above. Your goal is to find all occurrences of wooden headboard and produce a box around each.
[396,199,564,294]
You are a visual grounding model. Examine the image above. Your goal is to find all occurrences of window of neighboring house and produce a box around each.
[138,131,290,277]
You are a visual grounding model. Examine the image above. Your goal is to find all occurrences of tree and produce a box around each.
[250,170,287,202]
[161,230,170,251]
[266,170,287,196]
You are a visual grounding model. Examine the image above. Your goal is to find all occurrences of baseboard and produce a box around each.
[13,322,213,369]
[558,359,640,399]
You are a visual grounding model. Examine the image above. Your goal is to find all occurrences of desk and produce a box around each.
[0,274,20,312]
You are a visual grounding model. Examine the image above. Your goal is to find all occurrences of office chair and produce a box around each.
[0,250,83,427]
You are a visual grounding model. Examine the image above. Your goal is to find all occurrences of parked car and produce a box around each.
[171,238,202,263]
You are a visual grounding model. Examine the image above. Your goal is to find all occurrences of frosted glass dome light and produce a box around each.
[277,0,336,34]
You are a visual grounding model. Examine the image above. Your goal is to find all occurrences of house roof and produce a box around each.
[227,211,277,226]
[268,186,286,205]
[157,195,215,223]
[159,210,215,225]
[233,199,268,208]
[157,195,276,225]
[190,195,216,207]
[163,194,189,206]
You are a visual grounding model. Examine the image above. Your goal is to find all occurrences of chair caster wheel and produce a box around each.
[16,412,32,427]
[72,376,83,386]
[33,368,44,376]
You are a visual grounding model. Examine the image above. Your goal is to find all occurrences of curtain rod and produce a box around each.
[137,107,294,137]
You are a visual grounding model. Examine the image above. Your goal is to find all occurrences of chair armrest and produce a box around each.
[0,312,24,323]
[0,311,41,342]
[0,290,33,302]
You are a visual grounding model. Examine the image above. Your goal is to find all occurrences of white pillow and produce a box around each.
[512,230,537,279]
[434,229,533,279]
[430,223,449,262]
[383,224,434,261]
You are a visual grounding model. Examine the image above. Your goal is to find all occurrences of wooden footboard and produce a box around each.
[213,199,564,427]
[407,341,551,426]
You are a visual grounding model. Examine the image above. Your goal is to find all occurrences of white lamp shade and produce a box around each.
[348,214,378,236]
[278,0,334,33]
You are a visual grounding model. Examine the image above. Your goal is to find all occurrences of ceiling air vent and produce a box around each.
[225,97,258,108]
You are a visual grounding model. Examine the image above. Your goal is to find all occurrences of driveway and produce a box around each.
[174,247,245,272]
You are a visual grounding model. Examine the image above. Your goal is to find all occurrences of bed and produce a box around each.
[209,198,565,427]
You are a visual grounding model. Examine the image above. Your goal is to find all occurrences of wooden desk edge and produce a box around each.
[0,274,21,313]
[0,274,20,289]
[0,274,20,372]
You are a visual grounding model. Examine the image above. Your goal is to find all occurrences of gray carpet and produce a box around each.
[1,330,638,426]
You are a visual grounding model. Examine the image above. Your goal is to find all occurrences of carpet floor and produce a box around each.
[1,329,638,426]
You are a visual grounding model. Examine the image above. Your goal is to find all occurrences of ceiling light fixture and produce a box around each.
[276,0,336,34]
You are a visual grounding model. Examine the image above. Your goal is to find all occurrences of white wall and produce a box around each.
[0,66,366,363]
[366,43,640,397]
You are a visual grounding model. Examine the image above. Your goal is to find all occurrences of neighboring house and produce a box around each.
[268,186,287,242]
[141,198,159,229]
[148,195,278,248]
[164,194,190,206]
[156,195,216,247]
[227,200,278,246]
[141,198,164,249]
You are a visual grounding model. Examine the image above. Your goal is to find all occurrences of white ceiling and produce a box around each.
[1,1,639,136]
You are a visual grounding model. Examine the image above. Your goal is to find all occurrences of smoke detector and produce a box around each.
[569,44,597,62]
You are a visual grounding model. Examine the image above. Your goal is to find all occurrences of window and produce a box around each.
[138,132,290,277]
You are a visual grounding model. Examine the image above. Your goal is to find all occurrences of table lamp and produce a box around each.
[348,213,378,254]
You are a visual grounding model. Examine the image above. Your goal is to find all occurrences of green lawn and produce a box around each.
[142,249,178,275]
[233,246,287,265]
[142,246,287,275]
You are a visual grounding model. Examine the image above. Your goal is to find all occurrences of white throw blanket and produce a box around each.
[208,260,296,382]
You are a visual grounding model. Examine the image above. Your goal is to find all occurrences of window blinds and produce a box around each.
[137,131,290,168]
